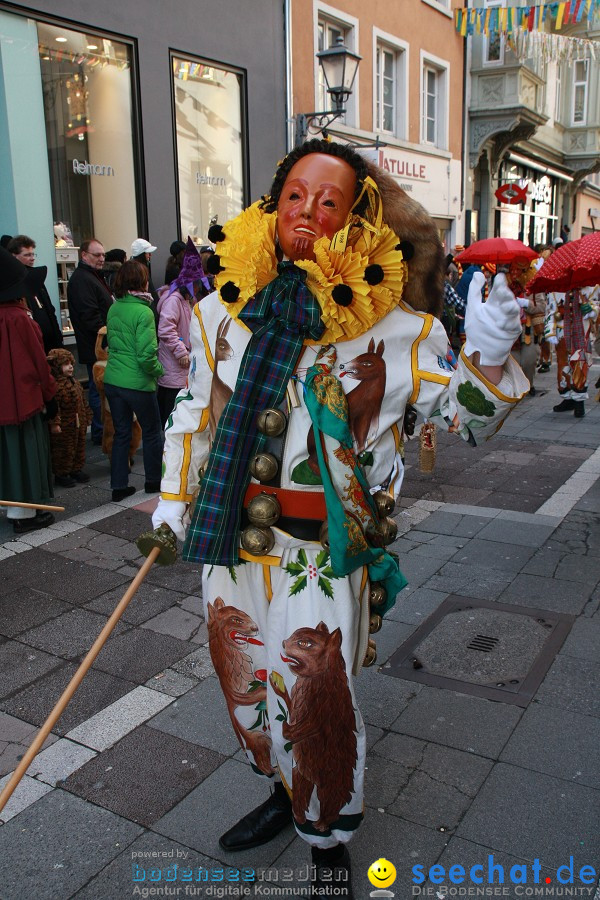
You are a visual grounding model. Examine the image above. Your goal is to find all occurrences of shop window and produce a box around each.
[572,60,588,125]
[37,22,139,252]
[172,55,245,246]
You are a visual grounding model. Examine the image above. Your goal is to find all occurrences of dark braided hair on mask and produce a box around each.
[261,139,369,217]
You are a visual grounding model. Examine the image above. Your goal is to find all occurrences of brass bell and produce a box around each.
[319,521,329,550]
[249,452,279,483]
[247,492,281,527]
[136,523,178,566]
[256,408,287,437]
[363,639,377,667]
[365,520,385,548]
[380,516,398,545]
[373,490,395,518]
[369,582,387,608]
[240,525,275,556]
[369,612,383,634]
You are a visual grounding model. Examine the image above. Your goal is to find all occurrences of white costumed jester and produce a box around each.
[147,140,528,897]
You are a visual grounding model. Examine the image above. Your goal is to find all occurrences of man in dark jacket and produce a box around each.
[67,238,113,444]
[7,235,64,353]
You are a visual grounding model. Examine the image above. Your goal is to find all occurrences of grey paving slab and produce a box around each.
[0,640,63,700]
[354,667,423,729]
[41,526,102,552]
[521,548,567,577]
[66,684,173,750]
[145,669,198,697]
[30,737,97,786]
[390,686,523,758]
[363,752,411,808]
[0,789,142,897]
[425,562,511,601]
[1,664,137,735]
[72,832,219,900]
[370,619,415,665]
[170,645,214,680]
[3,550,129,604]
[0,587,73,639]
[90,627,193,683]
[86,580,183,625]
[63,724,225,825]
[559,616,600,663]
[154,759,297,867]
[436,837,556,891]
[0,772,53,822]
[483,491,544,513]
[386,587,449,626]
[534,654,600,718]
[392,553,446,589]
[148,676,240,755]
[179,594,204,615]
[475,518,556,548]
[500,704,600,788]
[554,553,600,584]
[141,606,204,641]
[144,559,204,595]
[0,711,57,777]
[449,539,535,574]
[416,511,494,538]
[498,573,593,615]
[456,762,600,870]
[20,608,130,660]
[87,507,153,541]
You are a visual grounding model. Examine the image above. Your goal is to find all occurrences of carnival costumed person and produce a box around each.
[546,285,599,418]
[146,141,528,897]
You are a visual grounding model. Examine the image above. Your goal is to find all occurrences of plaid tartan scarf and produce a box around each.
[183,262,325,565]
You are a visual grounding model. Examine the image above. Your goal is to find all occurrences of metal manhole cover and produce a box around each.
[385,596,574,707]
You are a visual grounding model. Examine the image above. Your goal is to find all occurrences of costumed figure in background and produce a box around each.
[507,258,544,396]
[546,285,599,418]
[46,348,91,487]
[0,247,58,534]
[145,140,528,897]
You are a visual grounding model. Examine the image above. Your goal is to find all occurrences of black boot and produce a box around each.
[573,401,585,418]
[219,781,292,851]
[553,398,576,412]
[311,845,354,899]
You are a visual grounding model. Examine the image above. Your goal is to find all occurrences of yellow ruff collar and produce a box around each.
[213,200,408,344]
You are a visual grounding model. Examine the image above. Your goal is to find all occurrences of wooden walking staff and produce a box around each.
[0,523,176,815]
[0,500,65,512]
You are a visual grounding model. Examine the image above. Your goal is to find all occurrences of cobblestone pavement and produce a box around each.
[0,366,599,899]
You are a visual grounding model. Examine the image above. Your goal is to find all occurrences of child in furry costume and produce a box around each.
[92,327,142,464]
[46,348,91,486]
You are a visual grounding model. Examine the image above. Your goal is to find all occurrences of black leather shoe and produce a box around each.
[112,486,136,502]
[70,470,90,483]
[311,845,354,899]
[144,481,161,493]
[219,788,292,851]
[553,398,575,412]
[573,401,585,418]
[13,512,55,534]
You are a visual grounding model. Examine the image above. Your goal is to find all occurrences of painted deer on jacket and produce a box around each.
[209,317,234,442]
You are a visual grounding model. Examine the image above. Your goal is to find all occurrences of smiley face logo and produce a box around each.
[368,858,397,889]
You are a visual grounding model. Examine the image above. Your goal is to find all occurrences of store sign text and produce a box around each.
[378,151,427,180]
[72,159,115,176]
[196,173,226,186]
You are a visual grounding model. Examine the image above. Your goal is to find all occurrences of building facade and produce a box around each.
[287,0,466,251]
[0,0,286,337]
[467,12,600,244]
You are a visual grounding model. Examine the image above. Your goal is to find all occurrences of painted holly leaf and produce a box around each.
[277,699,287,717]
[289,575,308,596]
[316,549,329,569]
[298,548,308,567]
[321,566,335,578]
[456,381,496,417]
[286,562,304,575]
[275,714,286,722]
[318,576,334,599]
[247,680,265,692]
[249,711,264,730]
[283,741,293,753]
[227,566,238,584]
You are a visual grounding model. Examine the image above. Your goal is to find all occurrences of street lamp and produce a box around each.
[295,36,361,146]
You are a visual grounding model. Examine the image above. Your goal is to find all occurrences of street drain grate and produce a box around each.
[385,596,574,707]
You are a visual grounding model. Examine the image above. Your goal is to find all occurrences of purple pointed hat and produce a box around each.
[170,236,211,296]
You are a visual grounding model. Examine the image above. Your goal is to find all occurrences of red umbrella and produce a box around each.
[454,238,538,265]
[527,232,600,293]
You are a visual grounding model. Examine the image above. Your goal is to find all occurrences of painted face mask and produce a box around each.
[276,153,357,262]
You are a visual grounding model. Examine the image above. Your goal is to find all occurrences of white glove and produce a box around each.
[464,272,522,366]
[152,498,189,542]
[516,296,530,309]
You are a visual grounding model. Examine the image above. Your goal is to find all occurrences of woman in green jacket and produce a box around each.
[104,260,164,501]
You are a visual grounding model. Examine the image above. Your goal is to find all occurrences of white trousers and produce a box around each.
[203,532,368,849]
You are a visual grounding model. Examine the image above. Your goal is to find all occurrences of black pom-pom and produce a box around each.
[332,284,353,307]
[220,281,240,303]
[208,224,225,244]
[396,240,415,261]
[364,264,384,286]
[206,253,223,275]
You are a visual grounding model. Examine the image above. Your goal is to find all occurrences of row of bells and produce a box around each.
[239,407,396,668]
